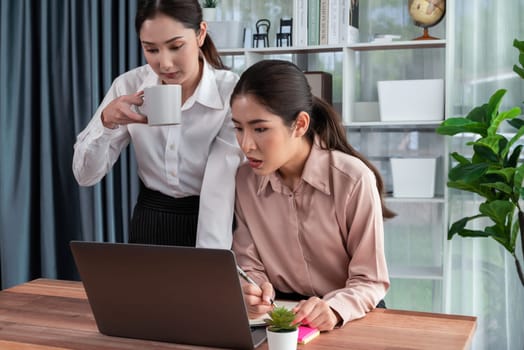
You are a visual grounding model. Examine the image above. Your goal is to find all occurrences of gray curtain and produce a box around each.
[0,0,143,289]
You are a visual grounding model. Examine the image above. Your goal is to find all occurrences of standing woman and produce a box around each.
[73,0,243,248]
[231,60,394,331]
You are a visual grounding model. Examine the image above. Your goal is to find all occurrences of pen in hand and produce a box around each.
[236,265,277,307]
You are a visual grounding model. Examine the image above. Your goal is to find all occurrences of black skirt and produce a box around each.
[129,182,199,246]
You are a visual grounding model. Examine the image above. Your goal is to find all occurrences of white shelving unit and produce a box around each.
[217,4,449,314]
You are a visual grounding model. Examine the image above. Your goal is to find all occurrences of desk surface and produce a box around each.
[0,279,476,350]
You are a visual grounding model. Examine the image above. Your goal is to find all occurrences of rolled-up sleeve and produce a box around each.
[72,80,131,186]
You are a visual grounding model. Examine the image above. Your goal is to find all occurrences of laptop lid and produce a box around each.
[70,241,266,349]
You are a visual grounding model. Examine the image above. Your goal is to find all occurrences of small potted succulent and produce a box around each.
[264,306,299,350]
[201,0,218,21]
[202,0,218,6]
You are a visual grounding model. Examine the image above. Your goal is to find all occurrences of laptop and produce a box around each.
[70,241,267,349]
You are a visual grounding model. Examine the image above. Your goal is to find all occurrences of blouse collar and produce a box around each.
[184,58,224,110]
[256,137,332,196]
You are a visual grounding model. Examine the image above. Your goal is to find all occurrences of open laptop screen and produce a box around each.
[70,241,266,349]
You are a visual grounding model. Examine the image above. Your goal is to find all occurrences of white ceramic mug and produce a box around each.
[138,84,182,126]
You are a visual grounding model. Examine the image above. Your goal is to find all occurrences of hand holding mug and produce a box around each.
[137,85,182,126]
[101,91,147,129]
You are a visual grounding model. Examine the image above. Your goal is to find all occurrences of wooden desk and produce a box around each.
[0,279,476,349]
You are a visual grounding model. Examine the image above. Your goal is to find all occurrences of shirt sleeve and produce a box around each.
[195,112,244,249]
[72,79,131,186]
[324,171,390,325]
[231,179,270,286]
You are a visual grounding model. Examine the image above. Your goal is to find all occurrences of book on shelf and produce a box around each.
[340,0,360,44]
[307,0,320,45]
[293,0,308,46]
[319,0,329,45]
[289,0,359,47]
[307,0,359,46]
[327,0,340,45]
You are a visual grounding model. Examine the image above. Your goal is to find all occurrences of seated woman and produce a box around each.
[231,60,395,331]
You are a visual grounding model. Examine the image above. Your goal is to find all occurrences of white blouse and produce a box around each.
[72,60,243,249]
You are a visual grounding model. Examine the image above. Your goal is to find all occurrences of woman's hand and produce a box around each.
[100,91,147,129]
[241,281,275,320]
[292,296,341,331]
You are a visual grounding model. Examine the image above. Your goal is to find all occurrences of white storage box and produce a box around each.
[377,79,444,122]
[390,158,437,198]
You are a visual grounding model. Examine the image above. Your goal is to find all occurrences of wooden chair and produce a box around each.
[252,19,270,48]
[276,18,293,47]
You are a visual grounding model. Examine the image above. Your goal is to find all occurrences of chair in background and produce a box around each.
[252,19,270,48]
[276,18,293,47]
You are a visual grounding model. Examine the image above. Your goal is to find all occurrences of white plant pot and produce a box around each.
[206,21,245,49]
[390,157,437,198]
[266,328,298,350]
[202,8,217,22]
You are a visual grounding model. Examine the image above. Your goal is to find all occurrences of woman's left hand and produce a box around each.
[292,296,341,331]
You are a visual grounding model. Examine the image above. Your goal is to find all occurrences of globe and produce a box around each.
[408,0,446,40]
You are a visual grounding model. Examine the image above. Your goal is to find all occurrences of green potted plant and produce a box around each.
[436,38,524,287]
[201,0,218,21]
[264,306,299,350]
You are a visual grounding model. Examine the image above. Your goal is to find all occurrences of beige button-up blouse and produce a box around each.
[232,142,390,325]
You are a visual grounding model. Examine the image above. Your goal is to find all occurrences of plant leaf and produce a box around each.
[266,306,297,332]
[480,181,513,195]
[465,105,490,126]
[485,167,515,183]
[456,229,494,238]
[448,217,469,239]
[514,163,524,200]
[507,123,524,151]
[479,200,515,231]
[450,152,471,165]
[471,140,501,163]
[485,224,514,252]
[436,117,487,136]
[448,216,486,239]
[514,64,524,80]
[446,180,485,196]
[485,89,507,130]
[514,38,524,78]
[507,118,524,130]
[449,162,488,182]
[506,144,523,167]
[514,38,524,51]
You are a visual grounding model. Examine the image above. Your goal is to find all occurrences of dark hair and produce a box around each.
[135,0,226,70]
[231,60,395,219]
